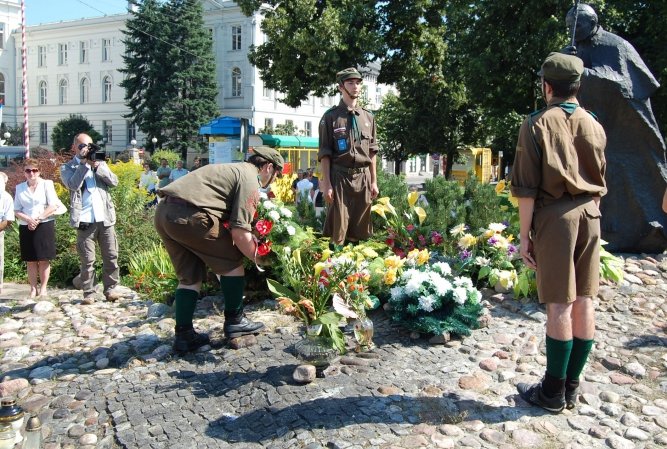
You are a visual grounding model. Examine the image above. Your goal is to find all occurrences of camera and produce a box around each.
[82,143,106,161]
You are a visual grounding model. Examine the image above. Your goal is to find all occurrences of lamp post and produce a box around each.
[151,137,158,151]
[498,151,504,180]
[1,132,9,147]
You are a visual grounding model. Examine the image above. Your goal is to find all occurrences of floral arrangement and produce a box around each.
[268,244,361,353]
[249,192,300,263]
[448,221,521,293]
[387,261,483,336]
[372,193,443,257]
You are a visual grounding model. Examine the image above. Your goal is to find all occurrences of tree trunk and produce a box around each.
[394,159,402,176]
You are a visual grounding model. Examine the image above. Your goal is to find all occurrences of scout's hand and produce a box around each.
[370,182,379,200]
[520,237,537,270]
[321,180,334,204]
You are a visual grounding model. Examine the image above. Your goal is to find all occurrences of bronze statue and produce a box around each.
[566,4,667,253]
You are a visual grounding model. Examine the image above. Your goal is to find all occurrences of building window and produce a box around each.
[39,122,47,145]
[58,43,68,65]
[0,24,4,50]
[102,121,112,143]
[59,79,68,105]
[0,73,4,105]
[231,67,242,97]
[232,25,241,50]
[262,85,273,99]
[39,81,47,105]
[408,157,417,173]
[80,78,89,103]
[264,118,273,132]
[102,76,112,102]
[102,38,111,61]
[304,121,312,137]
[127,121,136,143]
[80,41,89,63]
[37,46,46,67]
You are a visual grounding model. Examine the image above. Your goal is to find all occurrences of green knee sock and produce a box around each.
[545,335,573,379]
[220,276,245,316]
[174,288,199,328]
[566,337,594,380]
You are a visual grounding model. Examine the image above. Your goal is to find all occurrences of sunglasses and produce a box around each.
[78,143,88,150]
[24,168,40,173]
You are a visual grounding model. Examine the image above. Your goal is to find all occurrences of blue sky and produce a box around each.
[26,0,128,26]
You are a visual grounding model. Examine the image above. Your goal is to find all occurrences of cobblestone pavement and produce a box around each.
[1,253,666,449]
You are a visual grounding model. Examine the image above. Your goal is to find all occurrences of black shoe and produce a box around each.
[224,315,265,339]
[517,382,565,413]
[173,328,210,354]
[565,386,579,409]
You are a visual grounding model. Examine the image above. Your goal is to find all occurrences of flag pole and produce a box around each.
[21,0,29,158]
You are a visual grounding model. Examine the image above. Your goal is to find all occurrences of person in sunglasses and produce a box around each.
[13,161,59,298]
[61,133,122,304]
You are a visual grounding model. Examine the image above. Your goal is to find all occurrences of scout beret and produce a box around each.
[252,146,284,171]
[538,52,584,82]
[336,67,362,84]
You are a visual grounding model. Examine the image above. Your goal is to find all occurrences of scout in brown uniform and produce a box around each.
[511,52,607,412]
[155,146,284,354]
[318,67,379,246]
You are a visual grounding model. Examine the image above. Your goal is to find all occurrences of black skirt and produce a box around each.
[19,220,56,261]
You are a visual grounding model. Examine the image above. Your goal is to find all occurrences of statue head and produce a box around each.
[566,4,598,42]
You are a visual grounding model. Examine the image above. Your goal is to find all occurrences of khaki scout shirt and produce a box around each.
[159,162,260,231]
[511,101,607,202]
[318,100,378,168]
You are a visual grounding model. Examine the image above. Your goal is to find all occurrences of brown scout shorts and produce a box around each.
[154,200,243,285]
[532,195,601,304]
[323,165,373,244]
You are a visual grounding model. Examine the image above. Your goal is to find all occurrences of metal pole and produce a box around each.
[21,0,30,157]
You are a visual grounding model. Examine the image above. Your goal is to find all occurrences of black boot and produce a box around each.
[517,373,566,413]
[173,326,210,354]
[224,311,265,339]
[565,378,580,410]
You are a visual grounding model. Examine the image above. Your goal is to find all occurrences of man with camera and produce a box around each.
[61,133,121,304]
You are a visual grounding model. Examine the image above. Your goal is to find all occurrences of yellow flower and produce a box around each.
[450,223,466,237]
[414,206,426,225]
[495,179,506,195]
[292,248,302,265]
[483,229,495,239]
[417,249,430,265]
[407,191,419,207]
[377,196,391,205]
[313,262,326,277]
[321,249,332,260]
[384,255,404,269]
[508,191,519,208]
[361,247,378,259]
[497,270,517,289]
[371,204,387,219]
[458,233,477,249]
[407,249,420,260]
[383,268,398,285]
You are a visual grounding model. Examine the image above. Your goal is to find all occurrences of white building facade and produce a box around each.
[0,0,396,156]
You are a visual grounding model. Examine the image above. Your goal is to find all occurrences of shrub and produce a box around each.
[126,242,177,302]
[151,149,180,166]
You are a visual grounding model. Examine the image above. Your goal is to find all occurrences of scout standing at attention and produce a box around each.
[511,52,607,412]
[318,67,379,246]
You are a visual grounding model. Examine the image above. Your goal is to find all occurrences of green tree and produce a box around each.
[376,92,414,175]
[0,123,29,146]
[160,0,219,158]
[121,0,219,160]
[236,0,383,108]
[274,122,299,136]
[50,115,103,153]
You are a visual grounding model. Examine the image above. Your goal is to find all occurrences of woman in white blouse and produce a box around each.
[13,161,59,298]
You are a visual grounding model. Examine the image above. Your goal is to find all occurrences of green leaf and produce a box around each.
[315,311,343,325]
[267,278,297,300]
[478,265,491,279]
